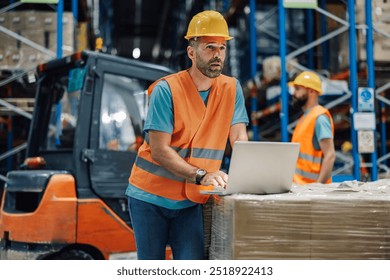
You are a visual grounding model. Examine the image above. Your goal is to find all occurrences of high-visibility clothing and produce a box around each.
[129,70,236,204]
[292,105,334,185]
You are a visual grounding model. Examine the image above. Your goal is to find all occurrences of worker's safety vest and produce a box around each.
[129,70,236,203]
[292,105,334,185]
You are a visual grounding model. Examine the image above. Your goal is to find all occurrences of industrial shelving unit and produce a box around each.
[0,0,77,182]
[279,0,365,181]
[243,0,390,181]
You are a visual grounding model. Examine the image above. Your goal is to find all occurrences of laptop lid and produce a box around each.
[200,141,300,195]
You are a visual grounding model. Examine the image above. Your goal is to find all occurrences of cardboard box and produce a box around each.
[0,13,7,27]
[0,11,74,68]
[356,0,390,24]
[0,47,6,68]
[323,3,347,30]
[315,3,348,71]
[210,181,390,259]
[358,22,390,62]
[7,12,23,32]
[210,193,312,259]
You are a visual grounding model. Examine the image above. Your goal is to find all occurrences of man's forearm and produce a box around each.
[317,156,335,183]
[151,146,198,182]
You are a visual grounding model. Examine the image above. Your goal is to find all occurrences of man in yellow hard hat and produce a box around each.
[125,10,248,259]
[289,71,335,185]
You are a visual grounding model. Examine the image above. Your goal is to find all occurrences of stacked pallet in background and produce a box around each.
[0,10,74,69]
[315,1,390,72]
[210,180,390,259]
[356,0,390,62]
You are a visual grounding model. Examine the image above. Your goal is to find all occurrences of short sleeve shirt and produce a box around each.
[126,78,249,209]
[144,79,249,133]
[313,114,333,150]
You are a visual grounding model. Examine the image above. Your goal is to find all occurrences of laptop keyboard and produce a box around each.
[213,185,226,192]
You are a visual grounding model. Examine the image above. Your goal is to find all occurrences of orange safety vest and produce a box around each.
[292,105,334,185]
[129,70,236,204]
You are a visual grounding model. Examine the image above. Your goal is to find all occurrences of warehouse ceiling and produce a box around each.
[0,0,246,69]
[110,0,186,63]
[106,0,246,67]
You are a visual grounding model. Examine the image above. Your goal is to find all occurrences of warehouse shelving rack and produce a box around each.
[246,0,390,181]
[370,5,390,178]
[0,0,79,182]
[280,0,364,180]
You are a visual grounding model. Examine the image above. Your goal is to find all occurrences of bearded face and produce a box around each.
[292,91,309,110]
[195,51,224,78]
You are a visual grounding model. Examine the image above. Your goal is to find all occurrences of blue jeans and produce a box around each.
[128,197,204,260]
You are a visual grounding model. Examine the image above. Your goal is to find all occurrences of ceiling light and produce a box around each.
[132,48,141,59]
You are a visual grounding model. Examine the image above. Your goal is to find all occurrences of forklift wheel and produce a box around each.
[51,249,95,260]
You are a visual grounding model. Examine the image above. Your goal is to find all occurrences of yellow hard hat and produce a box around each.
[341,141,353,152]
[184,10,233,40]
[95,37,103,51]
[288,71,322,95]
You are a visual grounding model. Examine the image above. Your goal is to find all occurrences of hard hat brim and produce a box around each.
[184,34,233,40]
[287,81,322,95]
[288,81,295,95]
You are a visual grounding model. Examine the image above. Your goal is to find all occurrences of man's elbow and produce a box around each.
[150,148,164,164]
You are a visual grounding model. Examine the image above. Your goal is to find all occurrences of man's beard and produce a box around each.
[196,52,224,78]
[292,94,308,110]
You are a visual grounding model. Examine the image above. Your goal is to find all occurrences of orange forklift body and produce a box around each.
[0,51,173,259]
[1,174,77,244]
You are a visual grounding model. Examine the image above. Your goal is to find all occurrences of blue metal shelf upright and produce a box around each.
[275,0,380,181]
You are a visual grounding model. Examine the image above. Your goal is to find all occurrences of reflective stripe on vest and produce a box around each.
[134,147,226,182]
[292,105,334,185]
[129,70,236,203]
[295,167,320,181]
[144,136,225,160]
[299,151,322,164]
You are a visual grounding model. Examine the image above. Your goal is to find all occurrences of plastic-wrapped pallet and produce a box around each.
[209,180,390,259]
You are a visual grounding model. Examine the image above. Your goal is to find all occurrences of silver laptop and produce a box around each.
[200,141,300,195]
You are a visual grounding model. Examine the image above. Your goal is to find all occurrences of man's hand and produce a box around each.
[200,170,228,188]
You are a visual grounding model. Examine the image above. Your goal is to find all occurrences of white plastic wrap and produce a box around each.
[209,180,390,259]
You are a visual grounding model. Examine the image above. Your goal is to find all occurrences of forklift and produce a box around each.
[0,50,173,259]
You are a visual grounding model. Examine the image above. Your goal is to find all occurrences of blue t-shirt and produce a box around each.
[126,79,249,209]
[313,114,333,150]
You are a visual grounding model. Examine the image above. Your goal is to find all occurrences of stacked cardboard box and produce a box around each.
[356,0,390,62]
[314,3,349,72]
[356,0,390,24]
[315,1,390,70]
[0,10,74,69]
[210,180,390,259]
